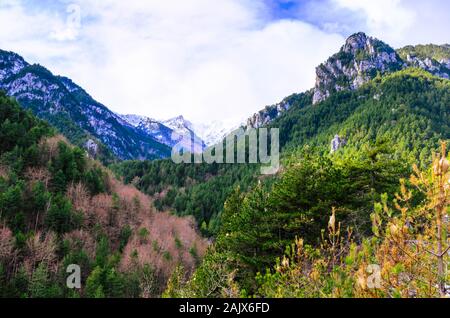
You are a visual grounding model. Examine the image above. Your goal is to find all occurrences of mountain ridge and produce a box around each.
[240,33,450,134]
[0,50,171,162]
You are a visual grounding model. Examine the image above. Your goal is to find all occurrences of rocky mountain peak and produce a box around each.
[0,50,29,81]
[312,32,402,104]
[343,32,370,53]
[0,49,171,162]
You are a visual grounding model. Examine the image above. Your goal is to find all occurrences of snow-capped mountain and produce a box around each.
[190,120,245,147]
[163,116,244,147]
[119,114,174,147]
[0,49,171,162]
[120,114,206,152]
[162,115,196,138]
[121,113,242,149]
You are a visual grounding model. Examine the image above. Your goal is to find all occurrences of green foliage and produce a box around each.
[138,227,150,244]
[119,225,132,252]
[398,44,450,62]
[45,194,82,234]
[0,92,184,298]
[28,263,62,298]
[213,144,408,291]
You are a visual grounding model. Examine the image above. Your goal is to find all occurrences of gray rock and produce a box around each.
[331,135,347,153]
[313,32,402,105]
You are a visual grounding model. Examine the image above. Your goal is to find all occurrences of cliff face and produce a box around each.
[246,100,291,129]
[312,32,403,104]
[312,34,450,105]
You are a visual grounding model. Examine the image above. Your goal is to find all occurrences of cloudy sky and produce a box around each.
[0,0,449,124]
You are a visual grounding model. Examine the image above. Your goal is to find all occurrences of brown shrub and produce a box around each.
[66,182,90,215]
[24,232,58,274]
[120,212,208,284]
[24,167,51,188]
[0,224,15,261]
[89,193,112,228]
[0,165,9,180]
[63,230,96,260]
[38,135,68,163]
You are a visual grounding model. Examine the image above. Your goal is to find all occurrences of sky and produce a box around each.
[0,0,449,125]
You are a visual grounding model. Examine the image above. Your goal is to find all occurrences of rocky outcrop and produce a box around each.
[398,44,450,79]
[313,33,402,104]
[84,139,99,158]
[312,35,450,105]
[0,50,28,81]
[331,135,347,153]
[246,100,291,129]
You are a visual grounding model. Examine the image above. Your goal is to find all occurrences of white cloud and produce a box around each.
[0,0,344,124]
[332,0,449,47]
[1,0,448,125]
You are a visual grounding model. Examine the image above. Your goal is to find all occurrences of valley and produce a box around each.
[1,32,449,298]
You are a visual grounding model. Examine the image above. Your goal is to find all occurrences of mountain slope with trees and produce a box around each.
[0,50,171,163]
[0,92,207,298]
[111,34,449,298]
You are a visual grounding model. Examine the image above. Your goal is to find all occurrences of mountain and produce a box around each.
[161,115,206,151]
[397,44,450,79]
[119,114,175,147]
[241,33,450,132]
[0,91,207,297]
[120,113,242,150]
[312,33,450,105]
[190,120,244,147]
[119,114,206,152]
[0,49,171,162]
[312,32,403,104]
[112,32,450,239]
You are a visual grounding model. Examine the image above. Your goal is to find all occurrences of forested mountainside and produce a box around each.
[245,34,449,129]
[1,31,449,298]
[0,92,207,297]
[160,69,449,298]
[112,34,449,298]
[113,68,450,237]
[0,50,171,163]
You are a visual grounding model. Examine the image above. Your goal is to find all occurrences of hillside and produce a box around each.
[113,68,450,238]
[110,34,449,298]
[398,44,450,79]
[0,92,207,298]
[0,50,171,163]
[160,69,449,297]
[1,30,449,299]
[241,34,449,134]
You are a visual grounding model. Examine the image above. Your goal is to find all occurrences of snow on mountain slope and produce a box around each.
[0,49,171,162]
[120,114,206,152]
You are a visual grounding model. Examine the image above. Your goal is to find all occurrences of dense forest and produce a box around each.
[113,68,449,235]
[0,92,206,297]
[113,68,449,298]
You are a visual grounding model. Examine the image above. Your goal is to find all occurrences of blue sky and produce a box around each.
[0,0,449,124]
